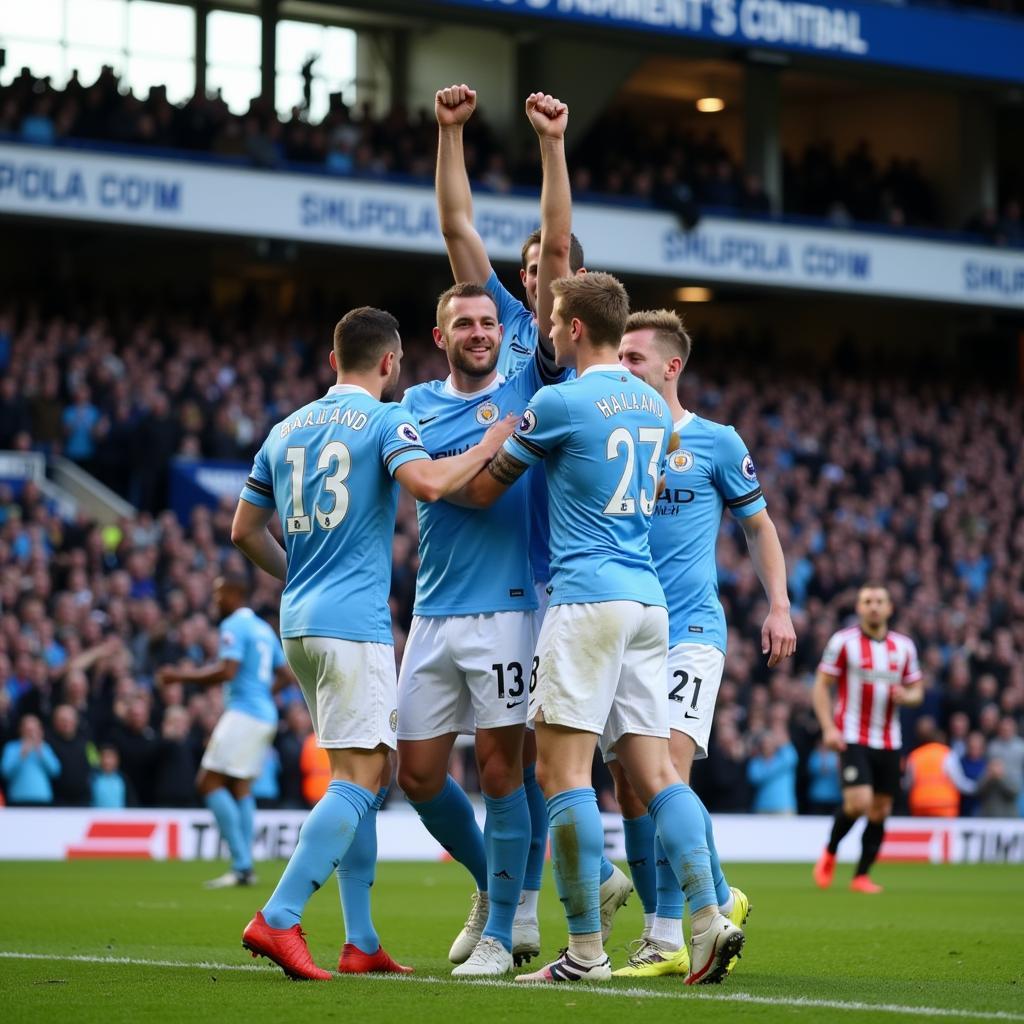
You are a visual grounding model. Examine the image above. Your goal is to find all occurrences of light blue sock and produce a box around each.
[205,788,247,872]
[410,775,488,891]
[699,794,732,909]
[547,788,604,935]
[623,814,658,915]
[236,794,256,874]
[654,835,683,920]
[337,786,387,954]
[522,763,548,891]
[482,786,531,951]
[648,783,716,914]
[599,856,614,884]
[262,780,374,930]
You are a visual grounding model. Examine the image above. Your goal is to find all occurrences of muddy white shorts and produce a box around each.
[201,709,277,779]
[667,642,726,760]
[530,600,669,757]
[284,636,398,750]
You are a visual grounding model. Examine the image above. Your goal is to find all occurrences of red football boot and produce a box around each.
[338,943,414,974]
[242,911,333,981]
[812,848,836,889]
[849,874,884,894]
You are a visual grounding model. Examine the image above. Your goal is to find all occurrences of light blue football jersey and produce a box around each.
[504,365,673,608]
[652,412,767,653]
[487,270,536,379]
[218,607,284,725]
[485,269,563,585]
[402,350,562,616]
[240,384,431,644]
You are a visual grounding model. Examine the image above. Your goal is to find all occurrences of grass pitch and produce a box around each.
[0,859,1021,1023]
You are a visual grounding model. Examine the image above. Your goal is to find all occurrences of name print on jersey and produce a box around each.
[594,390,665,420]
[279,406,369,438]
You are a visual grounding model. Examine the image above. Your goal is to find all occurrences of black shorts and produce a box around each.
[840,744,901,797]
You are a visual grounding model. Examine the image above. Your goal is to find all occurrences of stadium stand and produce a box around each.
[2,299,1021,817]
[4,66,1022,243]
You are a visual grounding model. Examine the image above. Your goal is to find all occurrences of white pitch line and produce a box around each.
[1,951,1021,1022]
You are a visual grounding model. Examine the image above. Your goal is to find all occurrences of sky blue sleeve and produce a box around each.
[503,385,570,467]
[712,426,767,519]
[379,404,432,477]
[240,438,275,508]
[218,617,246,662]
[486,269,538,376]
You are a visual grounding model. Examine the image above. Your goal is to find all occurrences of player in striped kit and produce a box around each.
[812,584,924,894]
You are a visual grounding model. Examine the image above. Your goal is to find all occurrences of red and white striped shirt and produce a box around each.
[818,626,922,751]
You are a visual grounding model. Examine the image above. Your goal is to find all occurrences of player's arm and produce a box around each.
[395,413,518,503]
[738,509,796,667]
[450,447,531,508]
[231,499,287,582]
[157,659,240,688]
[272,664,296,695]
[891,643,924,707]
[812,668,845,751]
[526,92,571,348]
[436,83,492,284]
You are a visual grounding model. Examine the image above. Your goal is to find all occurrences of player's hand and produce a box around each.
[823,725,846,753]
[436,84,477,128]
[480,413,519,455]
[155,666,175,688]
[525,92,568,140]
[761,606,796,667]
[890,685,914,706]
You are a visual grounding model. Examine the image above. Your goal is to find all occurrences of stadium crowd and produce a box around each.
[1,297,1023,818]
[3,65,1022,242]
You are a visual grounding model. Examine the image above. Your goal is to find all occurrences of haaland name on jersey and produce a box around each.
[594,390,665,420]
[278,404,371,438]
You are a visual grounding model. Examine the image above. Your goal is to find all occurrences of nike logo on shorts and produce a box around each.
[684,712,700,720]
[506,700,524,709]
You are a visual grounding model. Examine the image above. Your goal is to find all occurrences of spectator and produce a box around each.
[957,732,988,817]
[153,706,198,807]
[747,730,798,814]
[109,694,160,805]
[91,745,127,808]
[805,739,842,814]
[276,702,312,809]
[986,717,1024,812]
[48,704,94,807]
[1,714,60,805]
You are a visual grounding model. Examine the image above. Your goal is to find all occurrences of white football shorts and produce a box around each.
[200,708,277,779]
[666,642,726,760]
[397,611,535,740]
[284,636,398,750]
[530,600,669,757]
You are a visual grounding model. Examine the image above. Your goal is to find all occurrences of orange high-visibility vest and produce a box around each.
[299,734,330,806]
[907,742,959,818]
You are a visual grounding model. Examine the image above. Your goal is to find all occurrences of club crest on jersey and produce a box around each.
[669,449,694,473]
[398,423,420,443]
[741,454,757,481]
[518,409,537,435]
[222,631,235,647]
[475,401,499,426]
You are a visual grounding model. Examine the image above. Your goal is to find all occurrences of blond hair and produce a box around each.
[550,272,629,349]
[624,308,692,367]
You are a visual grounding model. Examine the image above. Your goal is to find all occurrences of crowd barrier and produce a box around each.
[1,808,1021,864]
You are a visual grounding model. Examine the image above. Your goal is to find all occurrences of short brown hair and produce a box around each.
[550,272,629,349]
[625,309,692,367]
[520,230,585,273]
[333,306,400,372]
[435,282,497,333]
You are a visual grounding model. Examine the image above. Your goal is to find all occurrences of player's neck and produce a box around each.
[448,366,497,395]
[334,374,382,400]
[860,621,888,640]
[574,343,619,376]
[664,392,687,423]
